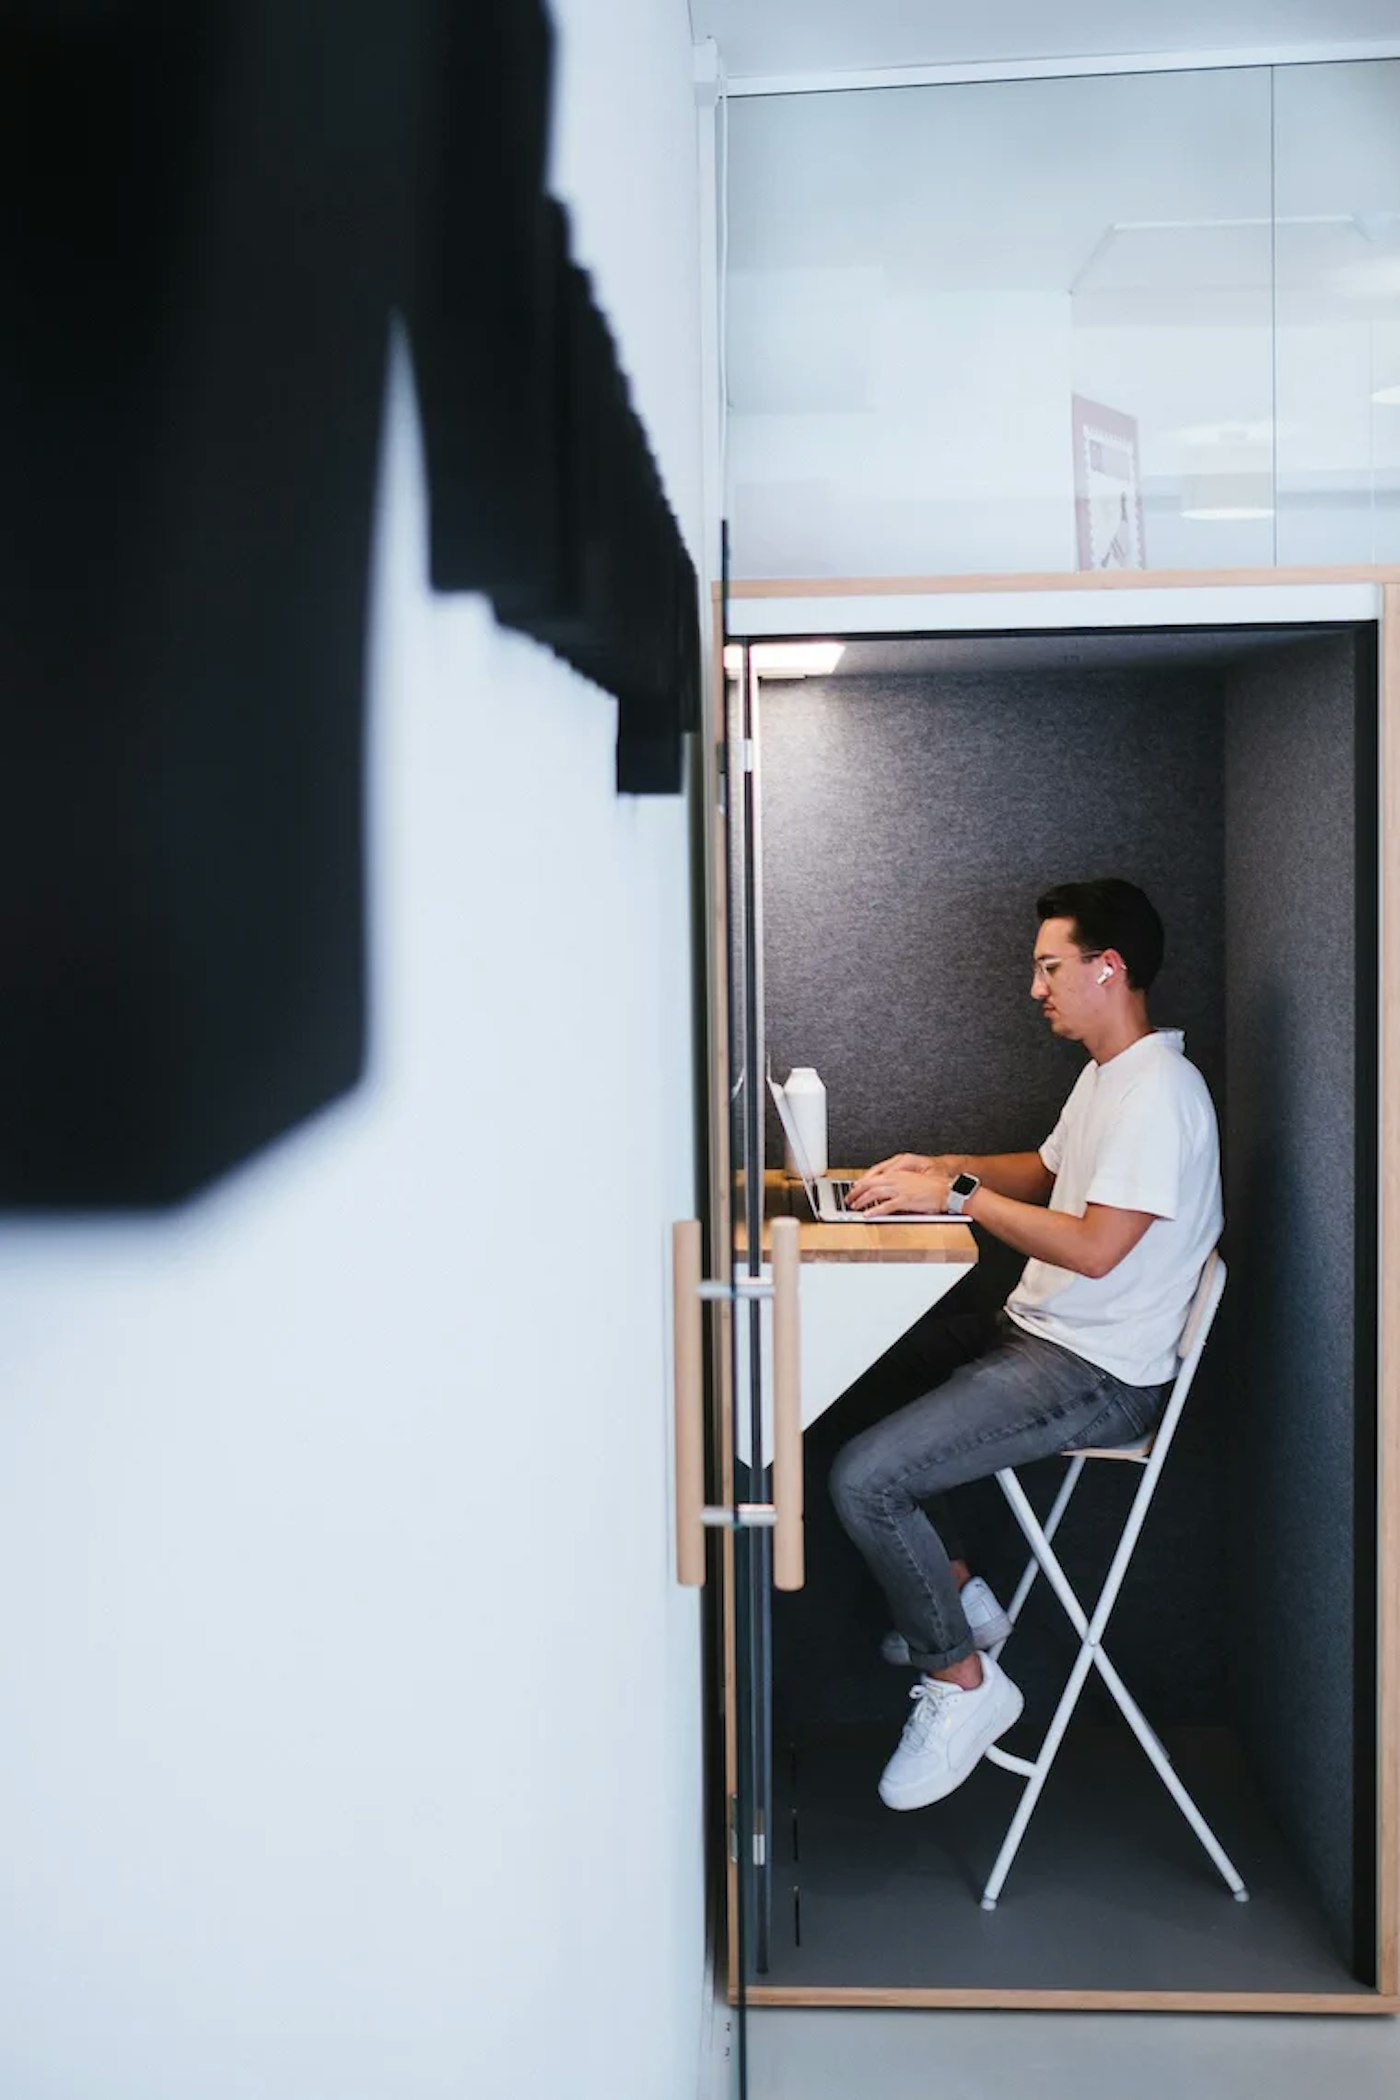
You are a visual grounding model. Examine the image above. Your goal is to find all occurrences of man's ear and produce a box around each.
[1096,947,1126,986]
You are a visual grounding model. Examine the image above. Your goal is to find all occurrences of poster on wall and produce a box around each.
[1071,396,1147,571]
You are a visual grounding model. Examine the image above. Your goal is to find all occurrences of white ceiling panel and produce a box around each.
[689,1,1400,81]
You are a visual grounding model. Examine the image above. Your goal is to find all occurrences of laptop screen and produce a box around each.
[766,1075,821,1207]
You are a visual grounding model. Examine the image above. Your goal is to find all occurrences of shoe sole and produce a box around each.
[878,1682,1026,1812]
[881,1609,1013,1666]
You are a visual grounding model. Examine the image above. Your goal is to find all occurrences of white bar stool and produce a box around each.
[979,1251,1249,1911]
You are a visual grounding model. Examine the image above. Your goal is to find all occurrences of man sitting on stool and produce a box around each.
[833,878,1222,1812]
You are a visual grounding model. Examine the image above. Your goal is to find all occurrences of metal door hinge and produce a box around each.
[701,1502,778,1530]
[691,1260,786,1535]
[697,1276,773,1303]
[727,1796,765,1867]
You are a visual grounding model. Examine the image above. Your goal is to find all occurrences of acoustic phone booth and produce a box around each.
[680,574,1399,2020]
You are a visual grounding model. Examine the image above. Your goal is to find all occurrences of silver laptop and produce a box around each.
[767,1075,963,1224]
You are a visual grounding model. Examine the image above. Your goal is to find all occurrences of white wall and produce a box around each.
[0,5,711,2097]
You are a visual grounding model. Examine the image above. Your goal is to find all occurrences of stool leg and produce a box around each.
[980,1638,1097,1910]
[1091,1647,1249,1900]
[988,1466,1250,1908]
[996,1466,1097,1646]
[995,1458,1086,1662]
[1083,1461,1250,1900]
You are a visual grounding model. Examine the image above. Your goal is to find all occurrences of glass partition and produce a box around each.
[1274,60,1400,566]
[725,59,1400,579]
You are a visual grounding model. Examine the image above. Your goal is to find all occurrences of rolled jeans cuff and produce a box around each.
[906,1631,976,1674]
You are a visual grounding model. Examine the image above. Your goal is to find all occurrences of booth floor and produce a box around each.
[758,1722,1363,1996]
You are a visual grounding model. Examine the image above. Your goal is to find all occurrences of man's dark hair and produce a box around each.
[1035,878,1165,992]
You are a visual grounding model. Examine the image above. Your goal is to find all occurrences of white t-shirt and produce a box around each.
[1004,1029,1222,1387]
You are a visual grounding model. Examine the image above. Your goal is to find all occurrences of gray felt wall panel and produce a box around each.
[760,668,1225,1169]
[762,664,1229,1731]
[1224,633,1358,1963]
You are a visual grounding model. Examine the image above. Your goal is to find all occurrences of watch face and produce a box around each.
[951,1173,978,1197]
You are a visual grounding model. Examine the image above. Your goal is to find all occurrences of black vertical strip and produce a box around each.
[1268,65,1279,568]
[722,646,754,2067]
[740,653,773,1976]
[1351,623,1381,1984]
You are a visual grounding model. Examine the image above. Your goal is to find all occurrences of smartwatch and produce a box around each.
[947,1171,980,1215]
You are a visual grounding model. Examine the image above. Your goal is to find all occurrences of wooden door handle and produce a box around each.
[673,1220,706,1586]
[770,1216,804,1591]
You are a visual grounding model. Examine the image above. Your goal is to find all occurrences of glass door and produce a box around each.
[683,607,803,2095]
[718,639,804,2080]
[727,638,773,2009]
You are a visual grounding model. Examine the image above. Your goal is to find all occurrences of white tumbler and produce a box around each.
[783,1067,828,1178]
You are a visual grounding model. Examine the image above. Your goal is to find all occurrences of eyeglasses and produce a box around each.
[1031,949,1104,985]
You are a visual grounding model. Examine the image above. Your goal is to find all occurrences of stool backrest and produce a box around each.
[1178,1248,1226,1368]
[1142,1249,1226,1472]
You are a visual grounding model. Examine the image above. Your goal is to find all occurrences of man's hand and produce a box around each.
[850,1150,961,1185]
[847,1164,953,1215]
[848,1152,963,1206]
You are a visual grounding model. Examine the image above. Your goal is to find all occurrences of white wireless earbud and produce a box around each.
[1097,964,1113,984]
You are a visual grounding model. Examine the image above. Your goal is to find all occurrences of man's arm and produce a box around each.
[959,1151,1055,1205]
[849,1160,1156,1279]
[962,1188,1155,1280]
[851,1150,1053,1205]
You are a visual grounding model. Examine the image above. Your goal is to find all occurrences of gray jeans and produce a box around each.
[829,1309,1168,1673]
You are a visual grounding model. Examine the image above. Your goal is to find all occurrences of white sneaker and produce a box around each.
[878,1651,1025,1812]
[880,1576,1013,1667]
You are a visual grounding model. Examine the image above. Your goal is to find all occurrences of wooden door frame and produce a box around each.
[702,565,1400,2013]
